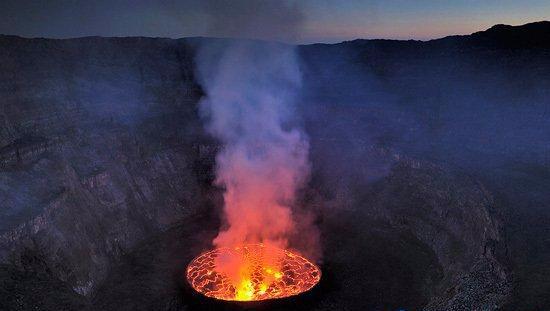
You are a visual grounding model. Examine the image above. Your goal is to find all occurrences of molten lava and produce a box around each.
[186,244,320,301]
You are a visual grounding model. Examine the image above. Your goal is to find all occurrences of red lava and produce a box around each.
[186,244,321,301]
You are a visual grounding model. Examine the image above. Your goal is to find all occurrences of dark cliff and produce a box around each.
[0,35,209,296]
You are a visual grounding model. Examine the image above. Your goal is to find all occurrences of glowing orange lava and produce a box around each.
[186,244,321,301]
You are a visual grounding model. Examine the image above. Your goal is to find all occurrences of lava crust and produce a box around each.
[186,244,321,301]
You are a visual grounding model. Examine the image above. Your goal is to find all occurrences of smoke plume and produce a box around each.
[198,41,309,249]
[195,2,311,252]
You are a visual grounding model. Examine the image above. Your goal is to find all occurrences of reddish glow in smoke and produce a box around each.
[214,130,308,248]
[198,42,309,251]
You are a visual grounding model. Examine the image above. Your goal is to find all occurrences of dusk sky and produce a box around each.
[1,0,549,43]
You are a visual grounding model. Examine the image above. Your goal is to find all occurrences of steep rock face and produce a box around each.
[0,35,209,295]
[368,159,509,309]
[300,22,550,170]
[0,263,88,311]
[306,147,510,309]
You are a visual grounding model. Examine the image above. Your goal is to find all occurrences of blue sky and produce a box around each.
[1,0,548,43]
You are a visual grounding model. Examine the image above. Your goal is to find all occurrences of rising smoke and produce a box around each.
[195,1,315,253]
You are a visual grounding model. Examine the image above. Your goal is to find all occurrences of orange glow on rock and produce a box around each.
[186,244,321,301]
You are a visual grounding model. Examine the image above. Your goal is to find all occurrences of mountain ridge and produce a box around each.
[1,21,549,47]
